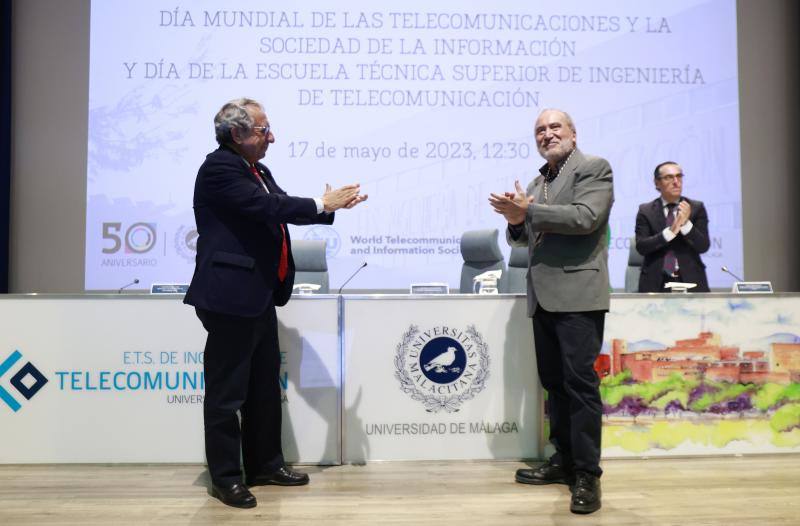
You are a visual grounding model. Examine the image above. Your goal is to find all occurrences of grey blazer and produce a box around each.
[507,148,614,315]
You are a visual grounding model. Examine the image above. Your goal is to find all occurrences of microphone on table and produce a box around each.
[720,266,744,282]
[118,278,140,294]
[338,262,367,294]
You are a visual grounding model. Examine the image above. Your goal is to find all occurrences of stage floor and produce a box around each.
[1,456,798,525]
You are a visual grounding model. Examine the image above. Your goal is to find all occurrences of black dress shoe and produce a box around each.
[246,466,310,487]
[570,472,601,514]
[210,483,257,509]
[515,459,574,485]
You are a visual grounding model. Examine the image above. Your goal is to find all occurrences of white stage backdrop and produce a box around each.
[86,0,741,291]
[0,296,340,464]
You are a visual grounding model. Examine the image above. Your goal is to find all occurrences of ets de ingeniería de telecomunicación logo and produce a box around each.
[0,350,48,412]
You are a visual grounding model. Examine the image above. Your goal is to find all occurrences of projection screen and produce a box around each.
[86,0,741,291]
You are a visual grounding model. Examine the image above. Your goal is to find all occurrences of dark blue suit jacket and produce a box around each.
[184,145,333,316]
[635,196,710,292]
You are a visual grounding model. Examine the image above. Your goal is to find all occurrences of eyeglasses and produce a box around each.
[657,173,684,182]
[251,125,271,136]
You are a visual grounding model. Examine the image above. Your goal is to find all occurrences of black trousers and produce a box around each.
[196,305,284,486]
[532,306,605,477]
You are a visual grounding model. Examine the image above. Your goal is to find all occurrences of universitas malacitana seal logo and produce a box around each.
[394,325,490,413]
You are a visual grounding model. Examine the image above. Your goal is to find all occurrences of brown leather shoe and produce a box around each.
[515,459,574,485]
[246,466,310,487]
[210,482,257,508]
[570,471,601,514]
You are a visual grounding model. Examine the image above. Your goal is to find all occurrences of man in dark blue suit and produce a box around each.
[184,98,367,508]
[635,161,710,292]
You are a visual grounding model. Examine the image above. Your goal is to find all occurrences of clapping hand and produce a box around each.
[489,180,533,225]
[676,200,691,227]
[323,183,368,212]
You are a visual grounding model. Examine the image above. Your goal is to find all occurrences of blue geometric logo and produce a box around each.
[0,350,49,412]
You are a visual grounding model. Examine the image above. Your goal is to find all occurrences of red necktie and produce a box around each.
[250,165,289,282]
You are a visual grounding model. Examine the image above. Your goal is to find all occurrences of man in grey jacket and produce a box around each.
[489,109,613,515]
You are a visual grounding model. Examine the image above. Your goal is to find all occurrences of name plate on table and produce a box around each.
[150,283,189,294]
[732,281,773,294]
[293,283,322,295]
[664,281,697,293]
[409,283,450,295]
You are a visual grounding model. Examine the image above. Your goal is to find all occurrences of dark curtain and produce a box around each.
[0,0,11,292]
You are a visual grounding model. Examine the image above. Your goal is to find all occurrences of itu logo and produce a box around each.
[303,226,341,258]
[0,350,48,412]
[394,325,489,413]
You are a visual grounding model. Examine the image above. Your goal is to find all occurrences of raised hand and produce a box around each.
[676,200,691,227]
[489,180,534,225]
[323,183,362,212]
[344,193,368,209]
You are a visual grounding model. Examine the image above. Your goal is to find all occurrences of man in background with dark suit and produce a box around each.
[635,161,710,292]
[184,98,366,508]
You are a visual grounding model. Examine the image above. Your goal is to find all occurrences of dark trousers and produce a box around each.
[532,306,605,477]
[195,305,284,486]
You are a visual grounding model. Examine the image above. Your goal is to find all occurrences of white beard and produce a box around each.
[539,138,575,164]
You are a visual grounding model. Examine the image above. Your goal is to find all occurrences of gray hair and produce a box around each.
[214,98,263,145]
[538,108,577,133]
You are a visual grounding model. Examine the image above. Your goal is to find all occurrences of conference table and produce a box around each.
[1,292,798,464]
